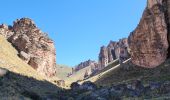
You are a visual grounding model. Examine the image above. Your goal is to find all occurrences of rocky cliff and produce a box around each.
[98,38,129,69]
[73,38,129,75]
[128,0,170,68]
[0,18,57,77]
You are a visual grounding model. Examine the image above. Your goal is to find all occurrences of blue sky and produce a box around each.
[0,0,146,66]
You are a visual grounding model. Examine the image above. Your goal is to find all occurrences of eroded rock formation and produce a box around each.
[74,60,98,72]
[99,46,109,69]
[0,18,57,77]
[98,38,129,69]
[128,0,170,68]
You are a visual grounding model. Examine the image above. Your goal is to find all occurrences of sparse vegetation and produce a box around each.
[95,59,170,87]
[0,69,61,99]
[56,64,72,80]
[0,35,44,80]
[65,65,92,86]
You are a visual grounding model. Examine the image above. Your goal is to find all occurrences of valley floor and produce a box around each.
[1,58,170,100]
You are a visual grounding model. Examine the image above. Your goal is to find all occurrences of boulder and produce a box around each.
[128,0,169,68]
[70,82,80,90]
[110,84,127,97]
[94,88,110,99]
[19,51,30,63]
[0,68,8,77]
[81,81,97,91]
[55,80,65,87]
[28,57,42,69]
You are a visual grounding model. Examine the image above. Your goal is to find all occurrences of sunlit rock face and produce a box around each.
[1,18,57,77]
[99,46,109,69]
[0,24,14,38]
[128,0,169,68]
[98,38,129,69]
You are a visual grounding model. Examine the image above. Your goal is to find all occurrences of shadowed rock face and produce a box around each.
[128,0,170,68]
[164,0,170,57]
[0,18,57,77]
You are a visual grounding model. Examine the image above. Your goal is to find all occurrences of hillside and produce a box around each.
[80,57,170,87]
[0,70,61,100]
[94,59,170,86]
[81,58,130,84]
[56,64,72,80]
[0,35,44,80]
[65,65,92,86]
[54,58,170,100]
[0,34,62,99]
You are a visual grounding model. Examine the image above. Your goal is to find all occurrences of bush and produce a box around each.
[70,82,80,90]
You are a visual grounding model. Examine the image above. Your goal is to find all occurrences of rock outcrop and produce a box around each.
[98,38,129,69]
[0,18,57,77]
[0,24,14,38]
[74,60,98,72]
[128,0,170,68]
[74,39,129,75]
[99,46,109,69]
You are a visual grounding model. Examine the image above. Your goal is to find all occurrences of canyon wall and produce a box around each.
[128,0,170,68]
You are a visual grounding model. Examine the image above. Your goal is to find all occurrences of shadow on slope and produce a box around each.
[0,68,63,100]
[65,65,92,86]
[95,59,170,86]
[90,59,119,78]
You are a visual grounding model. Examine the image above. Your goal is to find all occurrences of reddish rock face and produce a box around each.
[164,0,170,57]
[0,24,14,38]
[107,41,117,62]
[99,46,109,69]
[98,38,129,69]
[128,0,169,68]
[3,18,57,77]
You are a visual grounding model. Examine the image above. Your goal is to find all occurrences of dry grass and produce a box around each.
[80,59,129,84]
[56,64,72,80]
[0,35,62,99]
[65,65,92,86]
[0,35,45,80]
[80,58,170,87]
[94,58,170,86]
